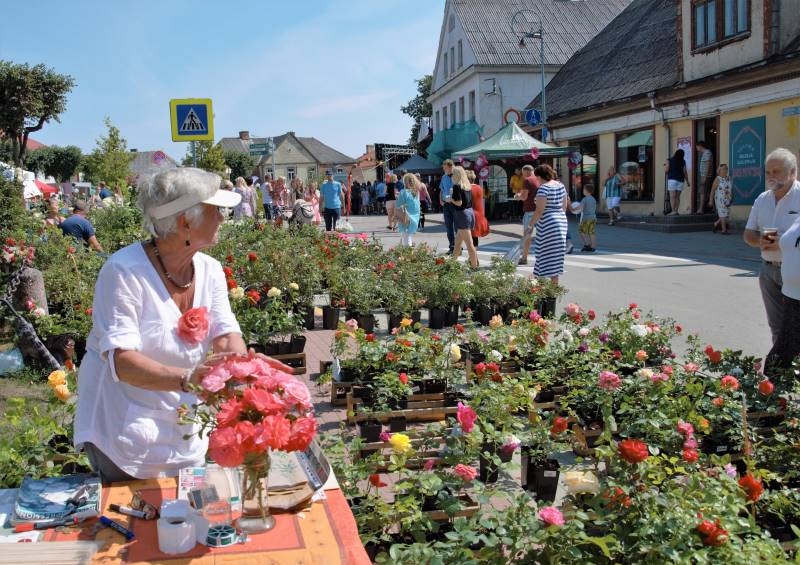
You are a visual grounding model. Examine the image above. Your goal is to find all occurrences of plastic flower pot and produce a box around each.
[537,297,557,318]
[290,334,307,353]
[476,304,493,325]
[389,415,407,432]
[444,304,459,326]
[357,313,376,334]
[358,419,382,442]
[322,306,340,330]
[428,307,446,329]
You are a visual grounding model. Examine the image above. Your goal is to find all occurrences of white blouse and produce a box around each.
[74,242,241,478]
[780,217,800,301]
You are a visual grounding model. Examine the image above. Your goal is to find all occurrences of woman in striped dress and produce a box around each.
[530,164,568,284]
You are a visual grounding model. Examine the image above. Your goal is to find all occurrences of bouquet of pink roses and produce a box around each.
[191,354,317,467]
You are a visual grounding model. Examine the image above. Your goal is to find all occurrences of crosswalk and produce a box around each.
[474,249,697,272]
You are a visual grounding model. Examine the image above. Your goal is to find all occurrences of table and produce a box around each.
[42,478,370,564]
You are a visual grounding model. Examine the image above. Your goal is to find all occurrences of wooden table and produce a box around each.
[43,478,370,564]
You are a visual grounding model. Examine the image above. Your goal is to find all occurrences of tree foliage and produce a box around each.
[400,74,432,149]
[0,60,75,166]
[23,145,82,182]
[82,117,132,188]
[224,150,256,180]
[0,176,27,240]
[182,140,226,175]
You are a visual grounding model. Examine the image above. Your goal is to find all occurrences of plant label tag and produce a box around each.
[716,445,727,453]
[411,386,421,393]
[543,471,557,478]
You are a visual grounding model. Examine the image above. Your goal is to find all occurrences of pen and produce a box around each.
[99,515,136,540]
[109,503,148,519]
[14,509,99,533]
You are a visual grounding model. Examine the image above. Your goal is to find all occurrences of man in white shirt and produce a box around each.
[260,175,274,220]
[696,141,714,214]
[744,147,800,343]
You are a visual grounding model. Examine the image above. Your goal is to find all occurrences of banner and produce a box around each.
[728,117,766,206]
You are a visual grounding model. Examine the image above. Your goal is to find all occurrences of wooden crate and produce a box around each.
[355,429,449,468]
[319,361,353,406]
[424,494,480,522]
[271,352,306,375]
[346,391,458,425]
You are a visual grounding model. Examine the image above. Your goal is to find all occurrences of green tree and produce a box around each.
[400,74,432,149]
[25,146,82,182]
[224,150,255,180]
[23,147,54,176]
[0,60,76,166]
[182,140,226,175]
[83,117,132,187]
[0,176,26,240]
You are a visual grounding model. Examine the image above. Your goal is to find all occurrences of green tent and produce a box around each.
[452,122,574,160]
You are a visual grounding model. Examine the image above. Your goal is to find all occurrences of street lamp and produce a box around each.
[512,11,547,141]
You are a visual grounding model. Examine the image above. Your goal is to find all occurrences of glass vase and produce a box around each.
[237,452,276,533]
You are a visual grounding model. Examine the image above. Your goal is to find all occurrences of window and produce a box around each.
[457,40,463,68]
[450,47,455,74]
[443,53,448,79]
[469,91,475,120]
[265,167,273,177]
[458,96,465,122]
[286,167,296,181]
[450,102,456,127]
[569,138,599,203]
[443,106,448,129]
[336,168,344,175]
[448,13,455,32]
[615,128,654,201]
[435,110,441,132]
[693,0,749,49]
[307,167,316,180]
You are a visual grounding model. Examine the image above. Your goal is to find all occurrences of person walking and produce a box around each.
[529,164,568,285]
[449,166,478,269]
[467,169,489,248]
[664,149,689,216]
[416,173,430,230]
[319,170,345,232]
[385,174,398,230]
[440,160,455,253]
[396,173,422,247]
[305,181,322,225]
[696,141,714,213]
[710,164,733,234]
[233,177,257,219]
[574,184,598,252]
[743,147,800,344]
[603,166,623,224]
[517,165,539,265]
[260,175,274,220]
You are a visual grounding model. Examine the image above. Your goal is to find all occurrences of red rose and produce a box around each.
[675,324,683,333]
[227,278,238,290]
[697,519,728,546]
[682,448,699,463]
[602,486,631,509]
[612,350,622,360]
[587,310,596,321]
[758,379,774,396]
[738,473,764,502]
[435,257,445,265]
[618,439,649,464]
[369,474,387,488]
[454,323,465,333]
[246,290,261,304]
[226,255,234,264]
[399,372,408,384]
[491,373,503,383]
[713,397,724,408]
[550,416,569,435]
[223,266,234,277]
[705,345,722,364]
[719,375,739,391]
[628,302,637,310]
[473,362,487,376]
[84,307,93,316]
[248,252,258,262]
[176,306,210,344]
[365,333,376,342]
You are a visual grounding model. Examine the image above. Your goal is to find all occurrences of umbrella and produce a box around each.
[35,179,59,197]
[22,180,41,199]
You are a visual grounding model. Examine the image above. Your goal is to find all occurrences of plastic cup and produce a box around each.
[761,227,778,242]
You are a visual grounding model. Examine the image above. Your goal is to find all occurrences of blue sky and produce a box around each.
[1,0,442,161]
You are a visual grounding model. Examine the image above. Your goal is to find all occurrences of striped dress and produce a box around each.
[533,182,568,277]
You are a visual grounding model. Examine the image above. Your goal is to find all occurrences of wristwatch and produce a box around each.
[180,369,192,392]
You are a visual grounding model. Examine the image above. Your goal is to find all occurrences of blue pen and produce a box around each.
[99,515,136,540]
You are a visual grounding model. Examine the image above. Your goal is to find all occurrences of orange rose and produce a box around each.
[177,307,210,344]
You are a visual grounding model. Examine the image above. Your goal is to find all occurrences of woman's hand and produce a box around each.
[247,347,294,373]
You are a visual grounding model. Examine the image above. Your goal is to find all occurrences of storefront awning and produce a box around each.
[452,122,574,160]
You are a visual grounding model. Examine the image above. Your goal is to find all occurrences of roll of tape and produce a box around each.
[157,517,196,555]
[206,524,237,547]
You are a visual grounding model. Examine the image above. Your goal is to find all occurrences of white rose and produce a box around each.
[267,287,282,298]
[449,343,461,362]
[635,368,654,379]
[229,287,245,300]
[632,324,648,337]
[578,327,590,337]
[489,349,502,361]
[289,282,299,291]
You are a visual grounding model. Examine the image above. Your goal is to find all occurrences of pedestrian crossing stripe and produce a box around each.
[169,98,214,141]
[473,250,699,271]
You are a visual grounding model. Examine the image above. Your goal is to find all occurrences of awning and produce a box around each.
[35,179,59,197]
[452,122,574,160]
[395,154,441,174]
[617,130,653,148]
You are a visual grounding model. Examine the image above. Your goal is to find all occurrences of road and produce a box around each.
[338,211,771,361]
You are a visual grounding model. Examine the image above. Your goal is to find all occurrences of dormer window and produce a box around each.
[443,53,448,79]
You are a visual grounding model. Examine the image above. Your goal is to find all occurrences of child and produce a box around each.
[710,164,732,234]
[574,184,598,252]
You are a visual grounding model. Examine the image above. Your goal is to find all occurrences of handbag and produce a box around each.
[397,206,410,227]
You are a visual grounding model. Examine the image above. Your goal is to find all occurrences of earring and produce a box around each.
[185,226,191,247]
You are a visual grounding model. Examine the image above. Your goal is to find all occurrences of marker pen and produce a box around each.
[99,515,136,540]
[14,509,100,533]
[109,504,148,519]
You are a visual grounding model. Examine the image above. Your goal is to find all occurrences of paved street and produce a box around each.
[335,212,771,361]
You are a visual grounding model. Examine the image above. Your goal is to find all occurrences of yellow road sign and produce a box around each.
[169,98,214,141]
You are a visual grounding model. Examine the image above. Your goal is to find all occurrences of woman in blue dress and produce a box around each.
[530,164,568,284]
[396,173,422,246]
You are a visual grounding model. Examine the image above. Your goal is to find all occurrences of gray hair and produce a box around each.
[137,167,221,237]
[766,148,798,175]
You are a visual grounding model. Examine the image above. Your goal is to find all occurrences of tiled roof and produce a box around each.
[217,133,354,165]
[527,0,679,118]
[128,150,178,177]
[217,134,289,154]
[452,0,634,67]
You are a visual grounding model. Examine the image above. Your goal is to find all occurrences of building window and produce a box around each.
[450,102,456,127]
[435,110,441,132]
[615,128,654,201]
[458,97,465,122]
[450,47,455,74]
[286,166,296,181]
[569,138,599,203]
[336,168,344,175]
[448,13,455,32]
[265,167,273,178]
[443,106,448,129]
[307,167,316,180]
[443,53,448,79]
[693,0,749,49]
[469,90,475,120]
[457,40,463,68]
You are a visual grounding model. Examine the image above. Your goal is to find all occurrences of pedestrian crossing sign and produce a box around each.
[169,98,214,141]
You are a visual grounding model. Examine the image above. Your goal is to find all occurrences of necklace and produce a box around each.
[151,238,194,289]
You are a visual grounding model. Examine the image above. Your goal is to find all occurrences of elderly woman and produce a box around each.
[73,168,278,483]
[530,164,568,284]
[396,173,421,246]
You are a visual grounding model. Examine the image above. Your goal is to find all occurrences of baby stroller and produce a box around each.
[278,199,316,228]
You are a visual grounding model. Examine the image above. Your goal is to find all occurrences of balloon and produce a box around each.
[462,160,472,168]
[530,148,540,159]
[479,167,490,179]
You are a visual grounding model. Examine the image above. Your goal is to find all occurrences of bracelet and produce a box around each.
[180,369,192,393]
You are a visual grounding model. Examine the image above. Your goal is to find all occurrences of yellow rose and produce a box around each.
[389,433,412,454]
[400,317,412,327]
[229,287,245,300]
[449,343,461,363]
[489,315,504,328]
[289,282,300,291]
[53,384,72,401]
[47,370,67,388]
[267,287,282,298]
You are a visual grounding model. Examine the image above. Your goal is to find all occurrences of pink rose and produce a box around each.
[564,303,581,318]
[345,318,359,331]
[457,402,478,433]
[257,414,292,450]
[635,350,648,362]
[215,398,244,427]
[208,425,246,467]
[379,431,393,442]
[599,370,621,391]
[284,416,318,452]
[684,362,700,373]
[282,379,313,411]
[454,464,478,482]
[177,306,210,344]
[423,459,435,471]
[243,386,288,414]
[677,421,694,437]
[538,506,565,526]
[683,437,698,449]
[720,375,740,391]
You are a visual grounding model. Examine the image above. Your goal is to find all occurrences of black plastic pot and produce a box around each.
[277,340,291,355]
[479,443,512,484]
[290,334,307,354]
[262,342,281,356]
[422,378,446,394]
[428,307,446,329]
[537,297,557,318]
[444,304,459,326]
[359,419,382,442]
[357,313,376,334]
[522,456,560,501]
[389,415,407,432]
[387,312,402,331]
[476,304,493,325]
[302,307,315,330]
[322,306,340,330]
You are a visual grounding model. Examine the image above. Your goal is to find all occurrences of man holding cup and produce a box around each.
[744,148,800,343]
